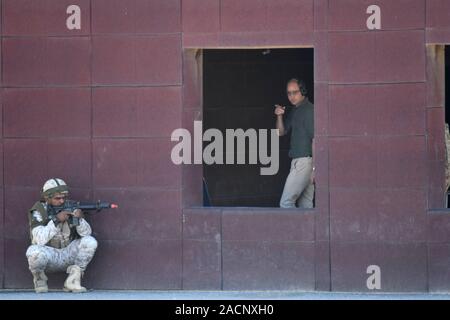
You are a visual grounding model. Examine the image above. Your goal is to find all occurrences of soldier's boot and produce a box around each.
[32,271,48,293]
[63,265,87,293]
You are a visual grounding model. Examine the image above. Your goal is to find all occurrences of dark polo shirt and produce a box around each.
[284,97,314,159]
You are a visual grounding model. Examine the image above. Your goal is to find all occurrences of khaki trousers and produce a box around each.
[280,157,314,208]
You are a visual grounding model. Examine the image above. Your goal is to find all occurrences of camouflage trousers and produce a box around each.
[26,236,97,273]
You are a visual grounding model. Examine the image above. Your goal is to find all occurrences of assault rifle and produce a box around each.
[48,200,119,226]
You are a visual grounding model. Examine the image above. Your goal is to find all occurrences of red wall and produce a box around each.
[1,0,450,292]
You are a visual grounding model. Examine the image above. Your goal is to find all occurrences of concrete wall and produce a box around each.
[1,0,450,292]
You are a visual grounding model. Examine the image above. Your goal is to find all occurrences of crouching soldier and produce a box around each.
[25,178,97,293]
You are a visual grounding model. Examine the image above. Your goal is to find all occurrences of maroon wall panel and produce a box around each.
[3,89,91,138]
[376,84,426,136]
[183,0,314,48]
[92,188,181,241]
[0,91,3,135]
[314,82,328,135]
[92,139,181,188]
[221,0,313,33]
[429,243,450,292]
[4,140,51,188]
[4,238,31,288]
[221,209,315,290]
[377,189,427,242]
[329,137,377,188]
[92,35,181,85]
[82,239,182,289]
[331,242,427,292]
[221,210,314,242]
[2,0,91,36]
[92,0,180,34]
[329,84,426,136]
[0,189,3,288]
[0,142,3,191]
[426,0,449,51]
[221,0,275,32]
[377,136,427,188]
[0,238,3,289]
[329,32,376,83]
[222,240,315,290]
[427,105,446,208]
[427,0,450,29]
[4,139,91,189]
[181,50,202,208]
[182,0,220,33]
[329,86,377,136]
[182,208,222,290]
[375,31,425,83]
[46,139,92,188]
[93,87,181,137]
[329,0,425,31]
[330,188,379,242]
[3,37,91,86]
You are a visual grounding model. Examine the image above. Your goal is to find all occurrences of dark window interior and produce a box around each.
[203,48,314,207]
[446,46,450,125]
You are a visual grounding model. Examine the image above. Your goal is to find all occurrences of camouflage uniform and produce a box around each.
[26,199,97,292]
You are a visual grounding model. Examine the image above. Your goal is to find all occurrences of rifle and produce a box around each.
[48,200,119,226]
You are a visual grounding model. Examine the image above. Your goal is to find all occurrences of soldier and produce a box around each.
[25,178,97,293]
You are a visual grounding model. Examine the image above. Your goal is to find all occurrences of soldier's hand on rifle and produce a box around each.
[71,209,84,219]
[56,211,71,222]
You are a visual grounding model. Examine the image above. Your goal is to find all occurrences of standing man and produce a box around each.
[275,79,314,208]
[26,178,97,293]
